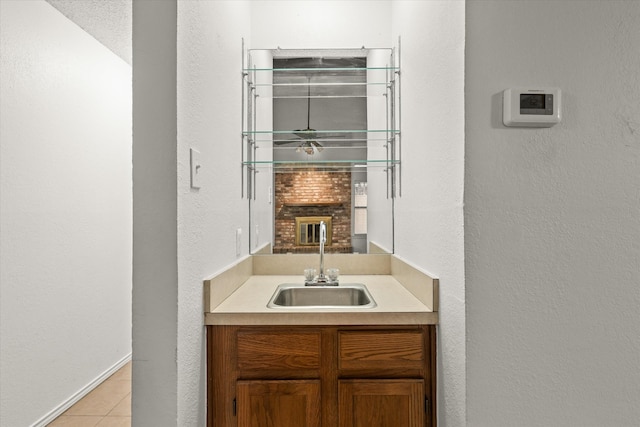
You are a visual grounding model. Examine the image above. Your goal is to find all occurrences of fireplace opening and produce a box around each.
[295,216,332,246]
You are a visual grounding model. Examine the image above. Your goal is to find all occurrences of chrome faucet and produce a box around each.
[317,221,327,283]
[305,221,338,286]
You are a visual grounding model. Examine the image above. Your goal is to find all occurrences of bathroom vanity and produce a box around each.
[204,254,438,427]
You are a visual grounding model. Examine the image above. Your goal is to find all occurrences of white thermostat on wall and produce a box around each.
[503,87,561,127]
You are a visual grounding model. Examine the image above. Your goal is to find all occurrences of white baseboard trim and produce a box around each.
[31,352,132,427]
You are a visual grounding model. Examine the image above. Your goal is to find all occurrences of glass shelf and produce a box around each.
[244,66,398,73]
[263,81,389,98]
[261,82,386,86]
[242,129,399,135]
[242,159,399,172]
[243,159,398,164]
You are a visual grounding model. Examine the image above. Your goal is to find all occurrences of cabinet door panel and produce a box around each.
[339,379,424,427]
[237,380,321,427]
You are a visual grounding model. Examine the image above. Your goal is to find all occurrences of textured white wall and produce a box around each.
[177,1,251,425]
[0,1,132,425]
[391,2,466,426]
[465,1,640,426]
[46,0,132,64]
[250,0,391,49]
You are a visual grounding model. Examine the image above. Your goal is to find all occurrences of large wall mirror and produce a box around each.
[243,47,400,255]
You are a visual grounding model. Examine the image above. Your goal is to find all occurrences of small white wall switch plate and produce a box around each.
[190,148,202,189]
[236,228,242,256]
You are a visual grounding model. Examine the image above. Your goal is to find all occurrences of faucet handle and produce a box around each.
[326,268,340,283]
[304,268,317,283]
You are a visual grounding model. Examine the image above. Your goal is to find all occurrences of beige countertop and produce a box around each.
[205,275,438,326]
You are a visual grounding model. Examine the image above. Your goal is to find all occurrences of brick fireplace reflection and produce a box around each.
[274,167,352,254]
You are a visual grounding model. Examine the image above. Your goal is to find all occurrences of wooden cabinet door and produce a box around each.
[338,379,424,427]
[236,380,321,427]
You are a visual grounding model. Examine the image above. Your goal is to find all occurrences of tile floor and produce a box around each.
[47,361,131,427]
